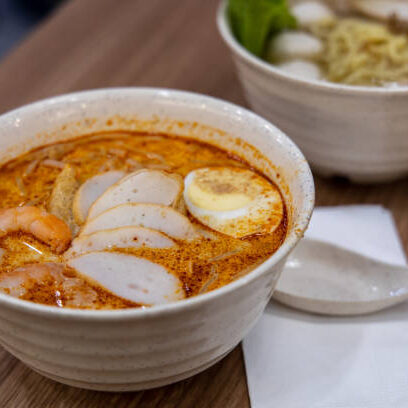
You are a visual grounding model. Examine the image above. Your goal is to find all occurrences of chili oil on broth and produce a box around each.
[0,131,287,309]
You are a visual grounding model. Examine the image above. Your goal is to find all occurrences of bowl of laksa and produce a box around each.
[0,88,314,390]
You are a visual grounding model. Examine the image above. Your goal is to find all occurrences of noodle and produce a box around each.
[313,18,408,86]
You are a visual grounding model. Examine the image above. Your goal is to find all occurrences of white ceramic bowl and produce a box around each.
[0,88,314,391]
[217,1,408,183]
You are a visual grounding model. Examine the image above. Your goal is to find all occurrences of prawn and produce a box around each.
[0,262,65,298]
[0,262,97,307]
[0,206,71,253]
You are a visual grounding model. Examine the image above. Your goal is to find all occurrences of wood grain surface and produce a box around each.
[0,0,406,407]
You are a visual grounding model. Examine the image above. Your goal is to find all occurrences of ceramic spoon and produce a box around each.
[273,238,408,316]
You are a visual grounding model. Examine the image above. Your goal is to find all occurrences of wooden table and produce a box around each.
[0,0,407,406]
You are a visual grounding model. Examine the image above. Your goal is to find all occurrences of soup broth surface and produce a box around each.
[0,132,287,309]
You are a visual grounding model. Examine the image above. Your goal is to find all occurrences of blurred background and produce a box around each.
[0,0,62,58]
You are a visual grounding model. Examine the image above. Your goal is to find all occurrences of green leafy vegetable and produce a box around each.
[228,0,297,57]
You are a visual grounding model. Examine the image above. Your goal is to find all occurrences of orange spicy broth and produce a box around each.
[0,131,287,309]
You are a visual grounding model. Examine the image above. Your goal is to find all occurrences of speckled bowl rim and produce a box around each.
[217,0,408,95]
[0,87,314,320]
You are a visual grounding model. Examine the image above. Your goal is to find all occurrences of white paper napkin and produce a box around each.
[243,205,408,408]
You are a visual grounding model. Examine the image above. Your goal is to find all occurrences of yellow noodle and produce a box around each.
[312,18,408,86]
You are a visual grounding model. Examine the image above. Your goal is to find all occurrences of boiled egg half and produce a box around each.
[184,167,284,238]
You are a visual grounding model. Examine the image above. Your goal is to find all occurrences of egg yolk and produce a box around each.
[186,167,271,212]
[187,182,251,211]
